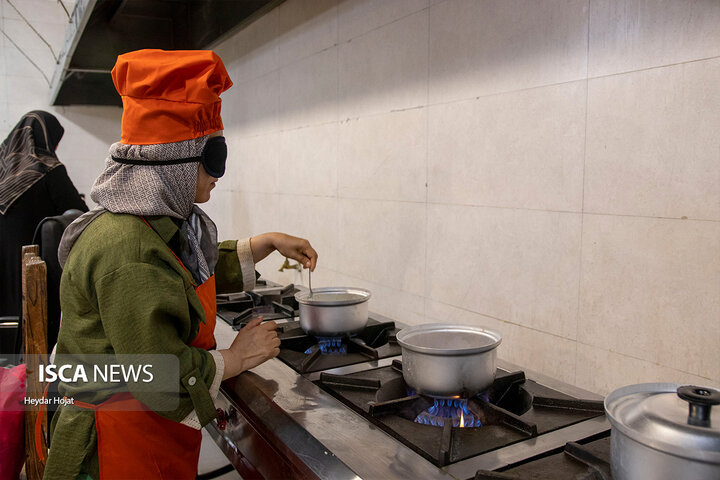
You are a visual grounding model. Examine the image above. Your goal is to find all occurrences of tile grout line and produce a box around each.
[428,298,577,342]
[234,55,720,141]
[256,0,720,95]
[236,3,432,95]
[423,53,720,111]
[573,339,720,383]
[238,105,428,139]
[235,51,720,122]
[320,267,427,303]
[427,296,718,384]
[424,200,720,223]
[233,188,720,225]
[334,0,341,287]
[574,0,593,390]
[422,4,430,322]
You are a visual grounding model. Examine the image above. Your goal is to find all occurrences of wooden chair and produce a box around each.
[21,244,48,480]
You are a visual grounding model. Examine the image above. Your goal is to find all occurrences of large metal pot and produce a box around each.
[395,324,502,398]
[604,383,720,480]
[294,287,371,336]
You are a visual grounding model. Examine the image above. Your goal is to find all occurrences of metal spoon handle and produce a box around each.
[308,268,313,298]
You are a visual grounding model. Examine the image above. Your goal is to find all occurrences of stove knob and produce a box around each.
[216,408,227,430]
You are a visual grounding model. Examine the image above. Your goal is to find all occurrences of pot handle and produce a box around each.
[676,385,720,426]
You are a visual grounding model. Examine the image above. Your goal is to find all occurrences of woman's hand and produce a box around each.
[272,233,318,271]
[250,232,318,271]
[219,317,280,379]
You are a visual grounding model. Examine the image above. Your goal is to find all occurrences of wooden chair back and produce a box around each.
[21,244,48,480]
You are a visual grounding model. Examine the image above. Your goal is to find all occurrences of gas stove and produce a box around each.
[316,360,605,468]
[218,280,403,372]
[209,281,611,480]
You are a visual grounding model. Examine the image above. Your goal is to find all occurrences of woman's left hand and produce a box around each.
[250,232,318,271]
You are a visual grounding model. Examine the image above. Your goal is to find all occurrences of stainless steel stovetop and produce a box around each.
[208,282,610,480]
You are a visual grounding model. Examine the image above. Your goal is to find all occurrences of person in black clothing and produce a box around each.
[0,111,88,346]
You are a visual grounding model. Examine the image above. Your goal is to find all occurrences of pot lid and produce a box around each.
[396,323,502,356]
[295,287,371,306]
[604,383,720,463]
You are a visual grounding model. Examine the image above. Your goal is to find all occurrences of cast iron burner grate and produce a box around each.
[276,319,403,373]
[473,434,612,480]
[317,361,605,467]
[217,283,300,328]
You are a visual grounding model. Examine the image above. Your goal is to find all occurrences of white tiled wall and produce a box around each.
[339,108,426,202]
[584,59,720,220]
[428,0,588,103]
[427,81,587,211]
[210,0,720,395]
[0,0,121,209]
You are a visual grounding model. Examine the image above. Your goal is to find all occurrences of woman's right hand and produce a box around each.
[219,316,280,379]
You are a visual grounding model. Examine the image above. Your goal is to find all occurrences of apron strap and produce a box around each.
[72,398,100,410]
[35,385,100,461]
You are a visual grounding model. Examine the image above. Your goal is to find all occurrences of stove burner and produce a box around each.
[311,337,347,355]
[278,320,399,373]
[317,362,607,467]
[415,398,483,428]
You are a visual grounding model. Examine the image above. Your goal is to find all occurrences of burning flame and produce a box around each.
[414,398,482,428]
[309,337,347,355]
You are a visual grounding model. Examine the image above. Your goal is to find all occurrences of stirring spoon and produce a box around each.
[308,267,313,299]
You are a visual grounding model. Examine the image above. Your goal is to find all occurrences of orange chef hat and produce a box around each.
[111,49,233,145]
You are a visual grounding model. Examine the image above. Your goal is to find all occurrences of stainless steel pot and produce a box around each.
[395,324,502,398]
[295,287,371,336]
[604,383,720,480]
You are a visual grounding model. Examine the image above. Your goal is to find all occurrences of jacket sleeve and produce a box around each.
[94,262,218,426]
[214,239,257,293]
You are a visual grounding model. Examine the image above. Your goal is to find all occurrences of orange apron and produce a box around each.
[39,216,219,479]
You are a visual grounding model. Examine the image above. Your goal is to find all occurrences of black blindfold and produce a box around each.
[110,136,227,179]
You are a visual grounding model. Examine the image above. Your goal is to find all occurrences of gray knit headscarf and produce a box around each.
[58,135,218,283]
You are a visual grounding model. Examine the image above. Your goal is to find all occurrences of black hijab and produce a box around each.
[0,111,65,214]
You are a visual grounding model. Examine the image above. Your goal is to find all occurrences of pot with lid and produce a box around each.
[295,287,371,336]
[604,382,720,480]
[396,323,502,398]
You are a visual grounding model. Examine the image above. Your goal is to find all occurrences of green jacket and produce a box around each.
[44,212,249,480]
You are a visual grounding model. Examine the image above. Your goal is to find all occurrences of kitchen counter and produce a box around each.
[208,317,608,480]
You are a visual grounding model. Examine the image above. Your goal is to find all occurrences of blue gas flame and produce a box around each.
[414,398,482,428]
[304,337,347,355]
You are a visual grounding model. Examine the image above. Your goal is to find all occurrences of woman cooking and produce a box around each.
[43,49,318,479]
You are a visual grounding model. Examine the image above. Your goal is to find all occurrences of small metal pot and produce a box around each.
[395,324,502,398]
[604,383,720,480]
[295,287,371,336]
